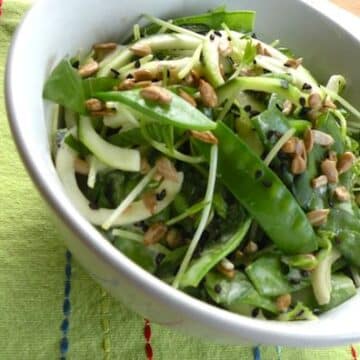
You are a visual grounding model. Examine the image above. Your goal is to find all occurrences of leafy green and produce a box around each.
[108,128,145,147]
[113,236,158,273]
[245,255,309,297]
[43,59,85,114]
[64,133,91,157]
[96,90,216,131]
[180,218,251,288]
[83,77,119,98]
[252,108,291,149]
[278,302,316,321]
[142,10,255,37]
[242,39,257,66]
[205,272,278,315]
[156,246,187,279]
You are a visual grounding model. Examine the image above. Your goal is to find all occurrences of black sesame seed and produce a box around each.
[289,278,301,285]
[262,179,272,188]
[280,79,289,89]
[298,107,310,117]
[137,221,148,232]
[300,270,310,278]
[296,310,305,317]
[155,253,165,266]
[156,189,167,201]
[209,34,215,41]
[244,105,252,113]
[89,202,99,210]
[227,36,232,41]
[126,73,134,79]
[276,103,283,112]
[214,284,222,294]
[134,59,141,68]
[255,169,263,179]
[110,68,120,78]
[284,62,291,67]
[253,59,257,65]
[251,33,258,39]
[299,97,306,106]
[167,69,171,78]
[72,60,80,69]
[302,83,312,91]
[313,308,321,315]
[250,110,260,117]
[214,30,222,37]
[251,308,260,317]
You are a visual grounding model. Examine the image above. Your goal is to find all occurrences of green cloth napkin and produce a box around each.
[1,2,359,359]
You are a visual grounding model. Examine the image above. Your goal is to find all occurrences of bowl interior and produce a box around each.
[6,0,360,346]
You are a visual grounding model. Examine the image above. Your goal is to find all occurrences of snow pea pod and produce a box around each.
[196,122,319,254]
[95,90,216,131]
[180,218,251,288]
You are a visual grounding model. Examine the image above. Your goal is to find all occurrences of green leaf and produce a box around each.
[107,128,146,147]
[43,59,85,114]
[245,255,292,297]
[83,77,119,98]
[205,271,278,315]
[142,10,255,37]
[180,218,251,288]
[113,236,158,273]
[95,90,216,131]
[64,133,91,157]
[242,39,257,66]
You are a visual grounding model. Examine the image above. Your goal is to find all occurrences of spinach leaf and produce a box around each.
[43,59,85,114]
[205,271,278,315]
[142,10,255,36]
[245,255,309,297]
[83,77,119,98]
[108,128,146,147]
[113,236,158,273]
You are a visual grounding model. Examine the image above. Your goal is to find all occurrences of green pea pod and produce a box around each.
[278,302,317,321]
[205,271,278,315]
[95,90,216,131]
[245,255,309,297]
[217,77,308,106]
[180,218,251,288]
[195,122,318,254]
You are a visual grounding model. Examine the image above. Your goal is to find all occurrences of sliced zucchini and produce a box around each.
[202,33,224,87]
[98,33,201,77]
[78,116,140,172]
[56,136,183,226]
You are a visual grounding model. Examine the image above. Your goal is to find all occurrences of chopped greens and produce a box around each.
[45,7,359,321]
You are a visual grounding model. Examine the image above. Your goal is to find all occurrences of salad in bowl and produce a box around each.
[43,7,360,322]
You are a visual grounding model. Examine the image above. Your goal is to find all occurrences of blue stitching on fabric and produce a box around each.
[60,250,72,359]
[253,346,261,360]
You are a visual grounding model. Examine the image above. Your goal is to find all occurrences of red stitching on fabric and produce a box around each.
[0,0,3,16]
[351,345,358,360]
[144,319,153,360]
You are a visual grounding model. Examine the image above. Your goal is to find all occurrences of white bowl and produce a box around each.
[6,0,360,347]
